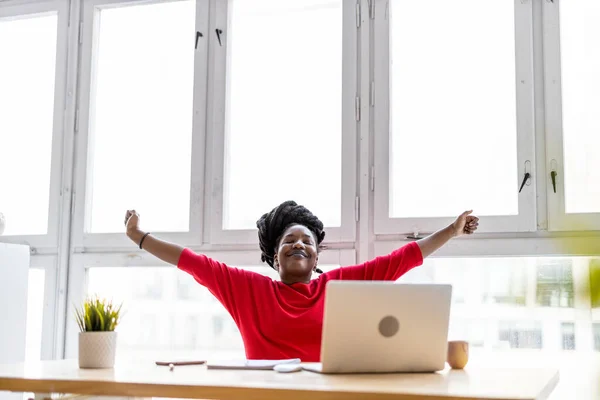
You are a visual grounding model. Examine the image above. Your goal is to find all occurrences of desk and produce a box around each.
[0,360,558,400]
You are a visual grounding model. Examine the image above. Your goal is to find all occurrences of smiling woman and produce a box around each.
[257,200,326,284]
[123,200,478,362]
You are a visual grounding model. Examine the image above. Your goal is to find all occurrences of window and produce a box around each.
[400,256,594,351]
[401,257,529,307]
[390,0,517,218]
[448,319,485,348]
[183,315,200,348]
[208,0,356,244]
[374,0,536,235]
[0,0,69,366]
[536,261,574,308]
[556,1,600,215]
[177,273,213,302]
[594,324,600,352]
[224,0,342,230]
[560,322,575,350]
[86,266,243,361]
[0,12,58,237]
[9,0,600,384]
[484,262,528,306]
[84,262,340,361]
[73,0,202,245]
[544,0,600,230]
[498,321,543,350]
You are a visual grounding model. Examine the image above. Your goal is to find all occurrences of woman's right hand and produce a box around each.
[124,210,142,240]
[122,210,184,265]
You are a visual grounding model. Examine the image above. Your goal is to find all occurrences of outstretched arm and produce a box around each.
[416,210,479,258]
[125,210,184,266]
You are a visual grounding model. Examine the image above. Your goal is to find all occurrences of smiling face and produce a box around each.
[274,224,319,282]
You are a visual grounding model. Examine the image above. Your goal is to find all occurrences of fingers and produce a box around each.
[462,213,478,234]
[124,209,138,226]
[464,219,479,234]
[465,226,477,233]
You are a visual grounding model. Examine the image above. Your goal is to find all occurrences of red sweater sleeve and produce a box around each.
[176,248,266,322]
[324,242,423,281]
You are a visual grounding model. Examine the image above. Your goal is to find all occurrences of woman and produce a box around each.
[124,200,478,362]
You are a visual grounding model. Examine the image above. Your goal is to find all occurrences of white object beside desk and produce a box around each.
[0,243,30,400]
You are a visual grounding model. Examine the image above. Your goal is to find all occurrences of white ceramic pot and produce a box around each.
[78,331,117,369]
[0,212,5,236]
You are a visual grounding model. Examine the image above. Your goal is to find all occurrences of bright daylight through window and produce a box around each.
[86,1,195,233]
[559,0,600,214]
[0,14,57,235]
[223,0,343,230]
[389,0,518,218]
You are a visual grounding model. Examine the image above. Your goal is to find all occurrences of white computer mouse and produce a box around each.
[273,363,303,373]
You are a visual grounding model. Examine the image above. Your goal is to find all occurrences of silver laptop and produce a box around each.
[303,281,452,374]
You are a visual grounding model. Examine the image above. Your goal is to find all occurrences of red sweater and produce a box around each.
[177,242,423,362]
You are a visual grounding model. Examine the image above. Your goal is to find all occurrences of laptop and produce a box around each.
[303,281,452,374]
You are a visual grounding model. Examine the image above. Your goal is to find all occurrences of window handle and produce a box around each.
[195,31,203,49]
[406,230,426,240]
[518,172,531,193]
[216,29,223,46]
[551,170,558,193]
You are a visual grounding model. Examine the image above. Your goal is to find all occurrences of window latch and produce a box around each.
[518,172,531,193]
[551,170,558,193]
[216,29,223,46]
[195,31,203,49]
[406,229,425,240]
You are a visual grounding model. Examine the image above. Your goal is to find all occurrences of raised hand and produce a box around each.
[451,210,479,237]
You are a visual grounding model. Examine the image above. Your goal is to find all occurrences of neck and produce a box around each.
[280,274,311,285]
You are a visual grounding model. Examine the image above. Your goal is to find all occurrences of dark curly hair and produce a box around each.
[256,200,325,273]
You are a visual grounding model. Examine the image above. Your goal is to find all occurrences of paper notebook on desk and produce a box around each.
[206,358,301,370]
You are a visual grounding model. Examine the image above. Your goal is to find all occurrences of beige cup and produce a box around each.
[447,340,469,369]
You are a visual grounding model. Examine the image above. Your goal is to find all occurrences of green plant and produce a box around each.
[74,296,123,332]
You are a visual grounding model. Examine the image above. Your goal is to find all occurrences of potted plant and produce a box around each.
[74,296,122,369]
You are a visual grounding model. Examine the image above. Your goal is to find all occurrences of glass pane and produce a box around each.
[0,14,57,235]
[87,1,195,233]
[498,321,543,349]
[400,257,600,399]
[223,0,343,230]
[559,1,600,214]
[560,322,575,350]
[26,269,45,361]
[536,260,574,308]
[594,323,600,351]
[389,0,518,218]
[398,256,597,350]
[87,264,338,361]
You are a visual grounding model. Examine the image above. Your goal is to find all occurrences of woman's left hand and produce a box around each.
[451,210,479,236]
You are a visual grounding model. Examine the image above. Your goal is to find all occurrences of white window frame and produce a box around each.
[64,248,355,358]
[70,0,209,251]
[542,0,600,232]
[0,0,71,252]
[372,0,537,236]
[205,0,358,246]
